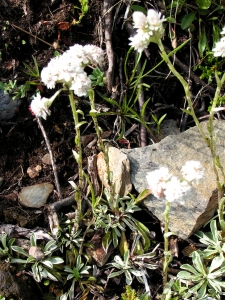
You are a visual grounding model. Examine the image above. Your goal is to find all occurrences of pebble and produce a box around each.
[18,182,54,208]
[0,90,21,123]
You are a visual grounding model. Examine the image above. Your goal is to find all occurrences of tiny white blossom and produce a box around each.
[83,44,105,65]
[30,93,51,119]
[129,32,150,53]
[220,26,225,35]
[70,72,92,97]
[181,160,205,184]
[147,9,165,33]
[164,177,191,204]
[132,11,148,30]
[40,44,104,96]
[146,167,172,199]
[129,9,166,53]
[212,37,225,57]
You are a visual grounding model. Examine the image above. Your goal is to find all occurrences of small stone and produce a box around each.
[18,183,54,208]
[29,246,45,260]
[0,90,21,123]
[41,154,51,165]
[97,147,132,196]
[27,165,42,178]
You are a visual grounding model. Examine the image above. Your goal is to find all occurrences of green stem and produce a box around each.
[163,200,171,289]
[156,38,209,147]
[218,197,225,233]
[89,89,110,185]
[68,90,83,225]
[208,72,225,199]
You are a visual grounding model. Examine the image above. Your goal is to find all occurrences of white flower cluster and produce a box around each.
[30,93,52,119]
[213,26,225,57]
[41,44,104,96]
[129,9,166,53]
[146,161,204,204]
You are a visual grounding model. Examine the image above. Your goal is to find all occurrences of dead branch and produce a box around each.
[37,117,62,199]
[103,0,115,92]
[0,224,53,241]
[47,193,75,237]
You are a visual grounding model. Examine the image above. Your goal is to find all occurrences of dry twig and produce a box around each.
[37,118,62,199]
[102,0,115,92]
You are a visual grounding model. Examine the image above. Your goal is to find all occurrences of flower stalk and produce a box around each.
[68,90,83,226]
[156,37,209,147]
[88,89,110,185]
[163,200,172,289]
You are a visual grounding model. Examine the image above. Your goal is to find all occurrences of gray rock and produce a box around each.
[160,119,180,137]
[18,183,54,208]
[123,121,225,239]
[29,246,45,260]
[0,90,21,123]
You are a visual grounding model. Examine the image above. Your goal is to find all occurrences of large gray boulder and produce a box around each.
[123,120,225,239]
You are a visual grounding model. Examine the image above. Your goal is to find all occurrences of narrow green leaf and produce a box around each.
[131,5,147,14]
[134,189,151,204]
[102,231,112,252]
[108,270,124,278]
[196,0,211,9]
[198,28,207,57]
[11,246,29,257]
[181,108,194,116]
[75,121,87,129]
[208,255,224,273]
[1,233,7,249]
[181,12,196,30]
[192,251,205,275]
[97,91,120,108]
[180,263,200,276]
[42,260,53,269]
[124,250,130,267]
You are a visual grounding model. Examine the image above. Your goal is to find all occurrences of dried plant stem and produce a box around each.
[11,23,62,52]
[103,0,114,92]
[37,117,62,199]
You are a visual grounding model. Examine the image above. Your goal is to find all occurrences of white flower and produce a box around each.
[147,9,165,32]
[40,44,104,96]
[70,72,92,97]
[130,9,166,53]
[83,44,105,65]
[164,177,191,204]
[129,32,150,53]
[146,167,172,199]
[30,93,51,119]
[212,37,225,57]
[132,11,148,30]
[181,160,205,184]
[220,26,225,35]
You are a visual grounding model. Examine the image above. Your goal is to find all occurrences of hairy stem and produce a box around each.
[157,38,209,146]
[163,200,171,289]
[68,90,83,226]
